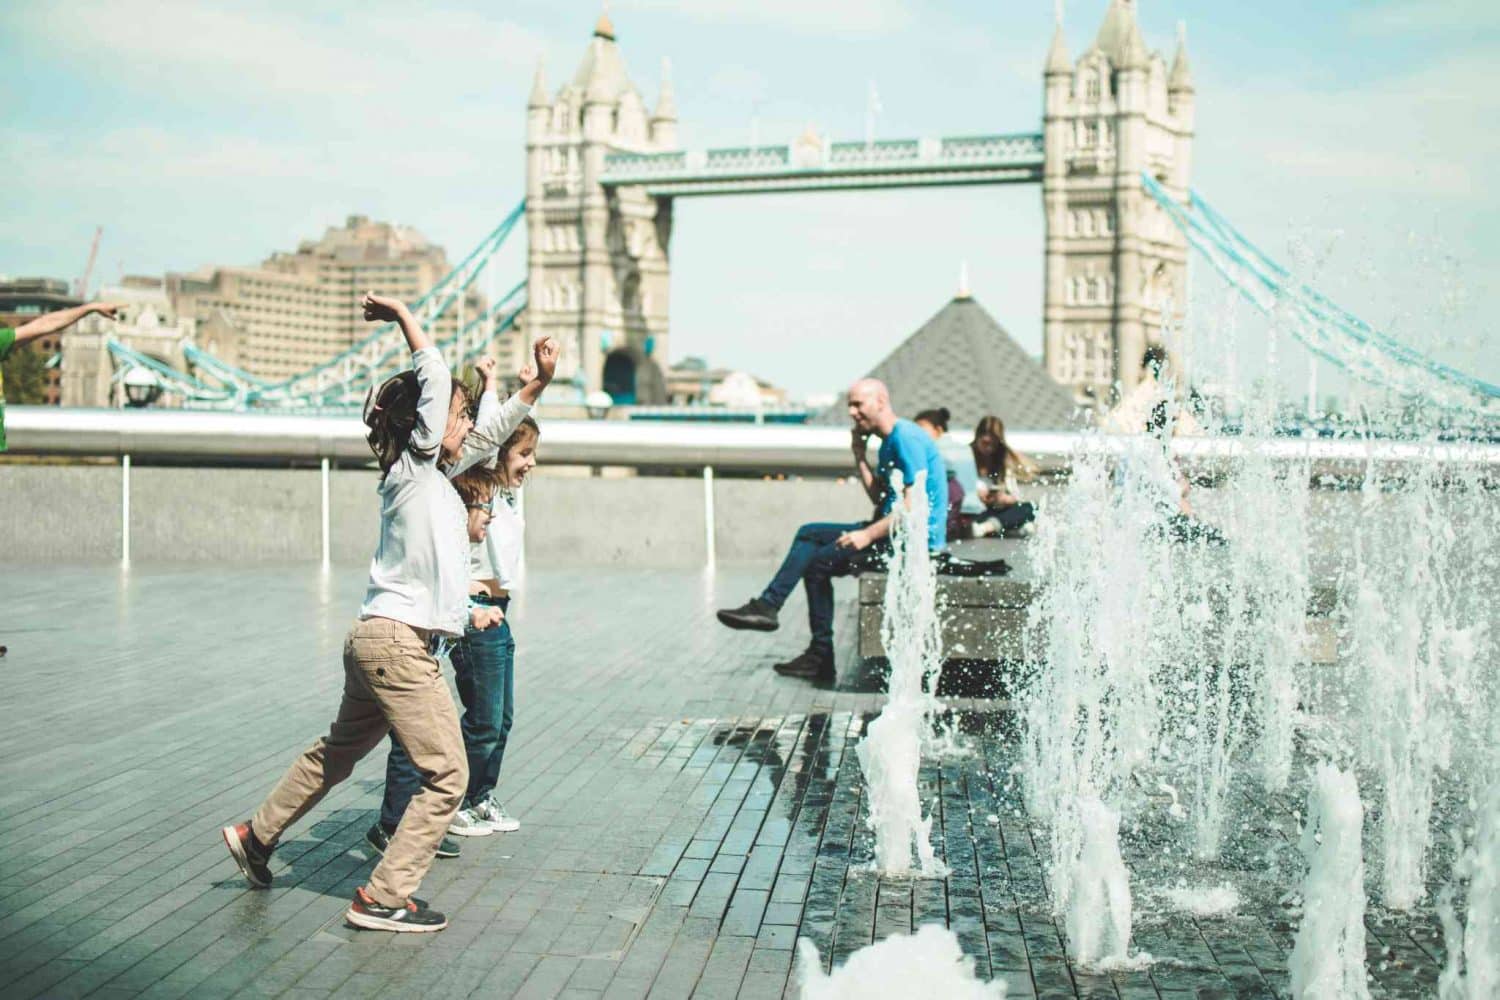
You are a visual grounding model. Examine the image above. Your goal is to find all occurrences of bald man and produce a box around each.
[717,379,947,678]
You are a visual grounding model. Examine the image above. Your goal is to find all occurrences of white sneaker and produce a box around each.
[475,795,520,833]
[448,806,496,837]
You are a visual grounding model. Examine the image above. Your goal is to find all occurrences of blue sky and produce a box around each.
[2,0,1495,401]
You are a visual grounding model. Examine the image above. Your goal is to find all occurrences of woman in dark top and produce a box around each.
[968,414,1036,537]
[913,407,967,544]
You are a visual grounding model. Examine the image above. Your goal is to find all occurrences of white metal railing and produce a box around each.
[6,406,1498,474]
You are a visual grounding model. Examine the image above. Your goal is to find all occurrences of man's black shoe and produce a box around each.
[717,598,779,632]
[365,823,461,859]
[773,649,835,678]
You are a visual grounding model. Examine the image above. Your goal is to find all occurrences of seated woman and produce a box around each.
[912,407,967,544]
[968,414,1037,538]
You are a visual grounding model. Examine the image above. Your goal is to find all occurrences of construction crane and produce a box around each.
[74,226,102,299]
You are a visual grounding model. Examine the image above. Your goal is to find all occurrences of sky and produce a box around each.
[2,0,1496,403]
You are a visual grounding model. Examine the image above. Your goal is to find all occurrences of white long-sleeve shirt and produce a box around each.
[359,348,470,638]
[456,386,532,590]
[448,387,531,480]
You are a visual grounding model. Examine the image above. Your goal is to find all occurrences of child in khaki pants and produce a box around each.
[221,293,488,933]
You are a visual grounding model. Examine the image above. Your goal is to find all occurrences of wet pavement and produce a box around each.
[0,565,1452,998]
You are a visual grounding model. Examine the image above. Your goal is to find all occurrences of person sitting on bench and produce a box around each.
[716,379,946,678]
[967,415,1038,537]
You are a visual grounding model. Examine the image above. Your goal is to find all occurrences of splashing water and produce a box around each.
[796,924,1005,999]
[1290,762,1371,1000]
[1057,794,1134,965]
[1438,775,1500,998]
[856,469,945,876]
[1344,454,1495,909]
[1162,883,1240,917]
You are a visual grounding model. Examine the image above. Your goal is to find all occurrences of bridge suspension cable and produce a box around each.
[1143,173,1498,415]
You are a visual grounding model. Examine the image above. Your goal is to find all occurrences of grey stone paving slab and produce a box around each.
[0,564,1461,998]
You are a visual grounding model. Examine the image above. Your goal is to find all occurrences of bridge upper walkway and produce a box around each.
[600,133,1044,196]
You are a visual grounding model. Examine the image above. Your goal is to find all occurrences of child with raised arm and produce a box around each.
[221,292,477,933]
[369,339,557,852]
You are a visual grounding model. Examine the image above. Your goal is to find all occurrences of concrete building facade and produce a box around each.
[525,12,675,404]
[167,216,487,383]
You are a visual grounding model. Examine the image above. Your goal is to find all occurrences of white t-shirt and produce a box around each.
[471,489,524,590]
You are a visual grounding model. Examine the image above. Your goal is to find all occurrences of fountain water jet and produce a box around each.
[856,470,945,876]
[1289,762,1371,1000]
[1437,775,1500,998]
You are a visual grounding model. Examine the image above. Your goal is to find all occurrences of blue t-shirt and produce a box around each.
[876,418,948,549]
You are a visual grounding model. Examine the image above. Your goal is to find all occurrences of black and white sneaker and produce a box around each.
[716,598,779,632]
[364,823,461,859]
[221,822,273,888]
[345,886,448,933]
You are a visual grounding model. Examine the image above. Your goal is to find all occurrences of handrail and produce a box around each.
[6,407,1497,473]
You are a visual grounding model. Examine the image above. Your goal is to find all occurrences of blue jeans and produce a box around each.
[379,596,514,830]
[758,521,887,656]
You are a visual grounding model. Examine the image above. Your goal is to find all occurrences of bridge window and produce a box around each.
[1081,211,1096,237]
[1085,73,1101,103]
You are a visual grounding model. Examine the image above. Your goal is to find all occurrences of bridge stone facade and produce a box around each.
[526,1,1194,406]
[1044,0,1195,404]
[525,11,675,404]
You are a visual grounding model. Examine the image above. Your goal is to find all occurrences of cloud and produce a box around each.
[1349,0,1500,37]
[621,0,911,35]
[6,0,546,128]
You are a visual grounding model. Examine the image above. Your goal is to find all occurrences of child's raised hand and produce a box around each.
[532,336,559,382]
[470,606,505,630]
[362,292,406,324]
[475,356,499,389]
[517,360,537,384]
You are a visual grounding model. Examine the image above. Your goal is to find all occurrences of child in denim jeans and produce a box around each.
[373,347,552,846]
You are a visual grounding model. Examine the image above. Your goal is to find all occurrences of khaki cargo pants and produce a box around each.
[251,617,467,908]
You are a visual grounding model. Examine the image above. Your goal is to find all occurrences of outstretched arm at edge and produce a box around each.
[14,302,124,347]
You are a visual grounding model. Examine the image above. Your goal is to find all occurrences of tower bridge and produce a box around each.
[98,2,1496,418]
[526,0,1195,406]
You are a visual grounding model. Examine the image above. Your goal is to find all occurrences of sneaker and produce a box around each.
[970,518,1001,538]
[773,649,835,678]
[448,806,496,837]
[474,795,521,833]
[221,822,273,888]
[345,886,448,933]
[716,598,779,632]
[365,823,461,859]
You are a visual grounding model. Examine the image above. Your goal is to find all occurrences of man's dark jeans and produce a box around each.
[379,596,514,831]
[758,521,889,656]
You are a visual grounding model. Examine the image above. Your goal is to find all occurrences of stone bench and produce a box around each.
[857,537,1339,665]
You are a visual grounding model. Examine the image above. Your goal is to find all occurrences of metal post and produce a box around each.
[703,466,716,568]
[320,457,331,568]
[121,453,131,567]
[1306,359,1319,420]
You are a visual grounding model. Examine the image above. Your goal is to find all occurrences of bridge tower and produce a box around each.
[1042,0,1194,405]
[525,12,676,403]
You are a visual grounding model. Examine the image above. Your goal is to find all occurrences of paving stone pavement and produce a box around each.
[0,565,1453,999]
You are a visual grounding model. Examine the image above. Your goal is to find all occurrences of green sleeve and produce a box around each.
[0,326,15,361]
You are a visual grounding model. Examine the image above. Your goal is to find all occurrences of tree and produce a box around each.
[3,342,53,404]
